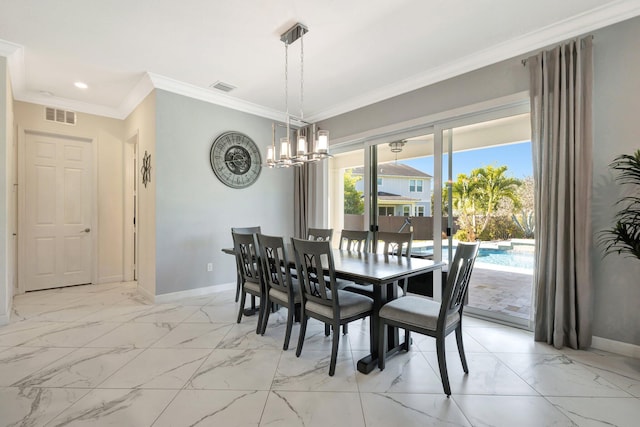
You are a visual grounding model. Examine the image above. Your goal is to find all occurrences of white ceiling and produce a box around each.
[1,0,639,121]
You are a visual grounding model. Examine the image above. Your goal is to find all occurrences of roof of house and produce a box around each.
[351,162,432,178]
[377,192,420,203]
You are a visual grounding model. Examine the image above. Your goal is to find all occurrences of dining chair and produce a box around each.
[256,233,300,350]
[376,231,413,294]
[338,229,371,252]
[307,227,333,241]
[343,231,413,298]
[232,231,266,334]
[291,237,374,376]
[231,226,262,302]
[377,241,480,396]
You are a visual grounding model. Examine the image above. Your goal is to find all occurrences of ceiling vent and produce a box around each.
[45,107,76,125]
[209,81,236,93]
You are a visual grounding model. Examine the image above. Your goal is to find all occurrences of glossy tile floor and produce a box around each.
[1,282,639,426]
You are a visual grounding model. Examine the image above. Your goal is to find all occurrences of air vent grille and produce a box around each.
[210,81,236,93]
[45,107,76,125]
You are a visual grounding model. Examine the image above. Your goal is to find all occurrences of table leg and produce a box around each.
[356,280,407,374]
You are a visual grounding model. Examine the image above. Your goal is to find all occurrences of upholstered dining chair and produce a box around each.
[256,233,300,350]
[232,231,265,334]
[307,227,333,241]
[377,241,480,396]
[231,226,261,302]
[338,229,371,252]
[291,238,373,376]
[343,231,413,298]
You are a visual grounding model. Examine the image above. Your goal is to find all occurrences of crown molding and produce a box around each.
[308,0,640,122]
[3,0,640,122]
[0,39,25,98]
[148,73,285,122]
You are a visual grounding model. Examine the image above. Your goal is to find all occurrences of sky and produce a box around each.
[403,141,533,182]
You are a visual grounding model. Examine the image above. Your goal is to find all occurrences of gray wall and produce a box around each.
[154,90,295,296]
[321,57,529,140]
[320,16,640,346]
[591,17,640,346]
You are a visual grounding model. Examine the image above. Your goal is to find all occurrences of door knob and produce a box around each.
[83,228,91,233]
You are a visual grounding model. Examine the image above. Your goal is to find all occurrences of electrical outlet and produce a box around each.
[207,263,213,272]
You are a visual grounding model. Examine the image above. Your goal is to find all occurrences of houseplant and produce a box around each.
[599,150,640,260]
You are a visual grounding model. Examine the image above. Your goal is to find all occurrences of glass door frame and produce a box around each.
[327,93,531,318]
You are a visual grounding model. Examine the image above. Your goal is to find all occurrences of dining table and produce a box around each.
[223,245,444,374]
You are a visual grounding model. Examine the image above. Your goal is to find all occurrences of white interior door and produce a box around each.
[24,133,92,291]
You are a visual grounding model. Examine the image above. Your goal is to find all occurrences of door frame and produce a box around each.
[123,131,138,282]
[17,128,98,294]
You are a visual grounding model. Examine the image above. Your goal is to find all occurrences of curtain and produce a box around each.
[294,164,309,239]
[528,36,593,349]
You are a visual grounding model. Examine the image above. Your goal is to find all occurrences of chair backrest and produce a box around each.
[338,229,371,252]
[232,231,262,287]
[257,233,294,297]
[375,231,413,256]
[232,226,261,235]
[439,242,480,324]
[307,227,333,241]
[291,237,338,312]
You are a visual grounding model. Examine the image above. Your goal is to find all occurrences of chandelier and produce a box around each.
[265,23,330,168]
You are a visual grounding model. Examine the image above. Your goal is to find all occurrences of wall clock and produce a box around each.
[210,131,262,189]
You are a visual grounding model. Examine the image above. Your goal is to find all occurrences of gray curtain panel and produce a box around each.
[527,36,593,349]
[294,164,309,239]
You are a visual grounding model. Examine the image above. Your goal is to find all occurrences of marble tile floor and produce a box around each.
[1,281,639,426]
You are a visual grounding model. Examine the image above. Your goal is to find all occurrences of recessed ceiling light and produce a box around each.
[74,81,88,89]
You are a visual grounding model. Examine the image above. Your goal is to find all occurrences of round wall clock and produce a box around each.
[210,131,262,189]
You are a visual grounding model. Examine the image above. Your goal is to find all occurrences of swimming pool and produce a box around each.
[411,246,535,270]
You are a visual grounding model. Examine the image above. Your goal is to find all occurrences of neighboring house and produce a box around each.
[351,162,432,217]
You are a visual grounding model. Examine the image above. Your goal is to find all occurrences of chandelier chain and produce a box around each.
[284,42,289,118]
[300,30,304,121]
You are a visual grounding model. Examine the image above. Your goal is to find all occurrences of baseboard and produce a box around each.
[154,282,235,304]
[136,284,155,304]
[592,336,640,359]
[97,275,124,284]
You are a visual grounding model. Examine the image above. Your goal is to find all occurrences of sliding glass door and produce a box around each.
[327,99,533,328]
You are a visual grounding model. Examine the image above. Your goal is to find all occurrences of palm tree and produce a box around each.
[446,165,522,240]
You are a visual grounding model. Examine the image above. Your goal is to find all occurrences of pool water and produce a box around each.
[412,246,535,270]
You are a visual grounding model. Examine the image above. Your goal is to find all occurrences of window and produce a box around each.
[379,206,394,216]
[409,179,423,192]
[377,177,383,186]
[416,206,425,216]
[403,205,411,216]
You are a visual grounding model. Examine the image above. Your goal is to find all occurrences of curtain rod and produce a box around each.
[520,35,594,66]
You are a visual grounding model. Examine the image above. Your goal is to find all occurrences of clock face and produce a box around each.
[210,132,262,189]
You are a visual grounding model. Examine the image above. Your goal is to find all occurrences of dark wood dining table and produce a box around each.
[223,246,444,374]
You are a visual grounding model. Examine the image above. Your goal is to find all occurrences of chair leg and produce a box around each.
[436,336,452,396]
[329,322,340,376]
[402,329,411,351]
[237,289,246,324]
[455,325,469,373]
[255,295,265,335]
[296,313,308,357]
[260,294,271,335]
[324,324,330,336]
[343,324,348,335]
[378,320,387,370]
[234,273,241,302]
[283,305,295,350]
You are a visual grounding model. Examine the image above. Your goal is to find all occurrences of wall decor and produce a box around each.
[210,131,262,189]
[141,150,151,188]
